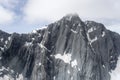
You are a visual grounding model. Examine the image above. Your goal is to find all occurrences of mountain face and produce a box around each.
[0,14,120,80]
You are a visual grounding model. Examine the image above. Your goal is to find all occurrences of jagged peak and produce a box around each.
[84,20,106,30]
[85,20,105,27]
[0,29,9,35]
[61,13,81,22]
[64,13,79,18]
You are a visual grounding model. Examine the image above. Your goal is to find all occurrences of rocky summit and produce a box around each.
[0,14,120,80]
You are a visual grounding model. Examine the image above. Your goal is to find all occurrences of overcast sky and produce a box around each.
[0,0,120,34]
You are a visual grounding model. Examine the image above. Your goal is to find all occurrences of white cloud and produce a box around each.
[0,0,19,10]
[23,0,120,23]
[107,24,120,34]
[0,0,120,33]
[0,5,15,24]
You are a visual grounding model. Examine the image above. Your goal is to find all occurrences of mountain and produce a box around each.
[0,14,120,80]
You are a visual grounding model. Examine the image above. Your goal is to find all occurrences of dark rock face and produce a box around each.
[0,14,120,80]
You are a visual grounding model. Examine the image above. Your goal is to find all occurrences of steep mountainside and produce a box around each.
[0,14,120,80]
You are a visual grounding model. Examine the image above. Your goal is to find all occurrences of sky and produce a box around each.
[0,0,120,34]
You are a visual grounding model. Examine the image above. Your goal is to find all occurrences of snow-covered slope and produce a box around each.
[0,14,120,80]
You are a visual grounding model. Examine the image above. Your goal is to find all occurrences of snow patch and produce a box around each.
[0,38,3,42]
[78,23,81,26]
[32,38,35,41]
[38,63,41,66]
[110,60,115,63]
[53,76,56,80]
[0,66,12,72]
[87,33,97,44]
[71,76,73,80]
[71,60,77,68]
[32,30,37,33]
[8,37,11,41]
[0,66,5,71]
[65,25,68,28]
[87,27,98,44]
[54,53,71,64]
[110,56,120,80]
[73,24,76,26]
[38,34,41,37]
[102,31,106,37]
[110,56,113,58]
[0,47,4,51]
[67,70,70,74]
[16,74,24,80]
[88,27,96,33]
[0,74,14,80]
[37,26,47,30]
[38,43,50,52]
[0,67,22,80]
[78,68,80,71]
[71,29,77,34]
[90,36,97,43]
[0,72,2,75]
[10,70,14,73]
[5,40,8,44]
[25,42,33,46]
[102,65,105,68]
[4,45,7,48]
